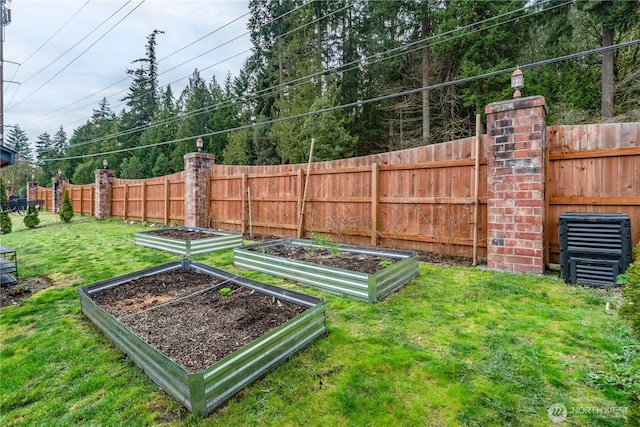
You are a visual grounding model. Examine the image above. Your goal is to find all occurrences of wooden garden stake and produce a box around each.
[297,138,315,238]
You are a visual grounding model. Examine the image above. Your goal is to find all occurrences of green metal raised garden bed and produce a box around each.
[234,238,419,303]
[134,226,243,256]
[79,259,326,415]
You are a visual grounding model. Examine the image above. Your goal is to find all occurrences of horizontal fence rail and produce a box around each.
[110,172,185,225]
[27,121,639,267]
[66,184,95,216]
[35,187,54,211]
[546,123,640,265]
[208,136,488,259]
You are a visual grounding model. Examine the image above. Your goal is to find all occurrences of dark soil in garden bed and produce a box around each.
[1,277,55,308]
[146,228,224,241]
[254,244,400,274]
[247,234,474,268]
[90,270,306,372]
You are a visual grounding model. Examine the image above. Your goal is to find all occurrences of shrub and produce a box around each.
[0,177,11,234]
[621,243,640,338]
[23,205,40,229]
[59,190,74,223]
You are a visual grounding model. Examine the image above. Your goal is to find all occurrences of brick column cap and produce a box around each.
[485,95,546,115]
[184,152,216,162]
[95,168,116,176]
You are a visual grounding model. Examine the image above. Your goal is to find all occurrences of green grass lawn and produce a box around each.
[1,215,638,426]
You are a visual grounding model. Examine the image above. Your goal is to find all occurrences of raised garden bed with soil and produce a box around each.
[234,238,419,303]
[134,226,243,256]
[79,259,326,415]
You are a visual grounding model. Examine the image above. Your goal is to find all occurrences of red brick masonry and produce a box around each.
[485,96,547,274]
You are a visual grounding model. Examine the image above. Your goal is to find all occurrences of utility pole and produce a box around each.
[1,0,11,146]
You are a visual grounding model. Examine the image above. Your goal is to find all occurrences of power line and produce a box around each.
[4,0,90,109]
[66,0,552,149]
[21,1,312,132]
[8,1,145,111]
[44,39,640,162]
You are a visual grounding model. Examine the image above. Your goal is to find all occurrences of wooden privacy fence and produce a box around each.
[207,136,487,259]
[29,121,639,268]
[110,172,185,224]
[66,183,95,216]
[35,187,53,211]
[546,123,640,264]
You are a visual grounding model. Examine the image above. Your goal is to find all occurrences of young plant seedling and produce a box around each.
[219,287,232,296]
[379,260,393,269]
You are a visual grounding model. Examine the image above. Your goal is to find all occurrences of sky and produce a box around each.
[3,0,252,148]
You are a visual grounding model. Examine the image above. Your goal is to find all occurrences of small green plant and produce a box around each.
[0,177,12,234]
[219,287,232,296]
[59,189,74,223]
[621,242,640,338]
[311,233,340,256]
[379,260,393,269]
[23,205,40,229]
[9,282,31,295]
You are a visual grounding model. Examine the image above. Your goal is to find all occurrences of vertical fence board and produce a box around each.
[546,123,640,264]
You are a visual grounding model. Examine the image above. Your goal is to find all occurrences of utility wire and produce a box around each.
[44,40,640,162]
[5,0,91,109]
[12,1,132,87]
[25,0,545,135]
[9,1,145,111]
[21,1,312,130]
[66,0,560,149]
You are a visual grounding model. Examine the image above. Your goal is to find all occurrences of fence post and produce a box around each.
[371,163,379,246]
[27,180,38,205]
[95,168,115,219]
[52,175,69,213]
[184,152,216,227]
[484,95,547,274]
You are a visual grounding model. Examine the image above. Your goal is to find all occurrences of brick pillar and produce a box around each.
[27,181,38,203]
[52,176,69,213]
[184,152,216,227]
[484,96,547,274]
[95,169,115,219]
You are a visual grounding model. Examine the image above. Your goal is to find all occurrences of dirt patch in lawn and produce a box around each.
[146,228,224,241]
[1,276,55,308]
[89,270,306,373]
[254,244,400,274]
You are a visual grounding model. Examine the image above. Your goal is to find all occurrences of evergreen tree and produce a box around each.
[223,129,253,165]
[5,125,31,161]
[71,160,100,185]
[138,85,179,175]
[0,177,12,234]
[170,70,212,171]
[23,204,40,229]
[119,30,164,151]
[152,153,172,177]
[120,156,146,179]
[59,190,74,223]
[34,132,61,184]
[578,0,640,119]
[271,2,322,163]
[52,126,68,155]
[301,94,357,162]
